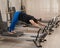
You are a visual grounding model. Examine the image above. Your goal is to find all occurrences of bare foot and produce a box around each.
[8,32,14,34]
[8,31,16,34]
[12,31,16,33]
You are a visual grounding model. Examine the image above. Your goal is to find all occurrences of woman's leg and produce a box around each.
[8,11,21,33]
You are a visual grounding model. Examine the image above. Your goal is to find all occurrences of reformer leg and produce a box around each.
[33,26,47,47]
[55,21,60,28]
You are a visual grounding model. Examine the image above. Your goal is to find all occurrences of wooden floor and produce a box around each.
[0,26,60,48]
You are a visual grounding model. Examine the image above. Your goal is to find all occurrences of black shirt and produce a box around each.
[18,12,38,24]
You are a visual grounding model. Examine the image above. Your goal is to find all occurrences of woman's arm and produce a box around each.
[29,20,45,27]
[37,21,46,26]
[29,20,40,27]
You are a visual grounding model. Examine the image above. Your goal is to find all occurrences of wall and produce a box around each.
[58,0,60,14]
[26,0,59,19]
[0,0,7,22]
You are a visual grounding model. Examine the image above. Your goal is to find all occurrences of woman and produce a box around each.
[8,11,45,34]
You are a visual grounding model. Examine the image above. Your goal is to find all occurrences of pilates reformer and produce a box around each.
[0,10,49,48]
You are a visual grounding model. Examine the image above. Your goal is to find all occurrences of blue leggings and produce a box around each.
[8,11,21,32]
